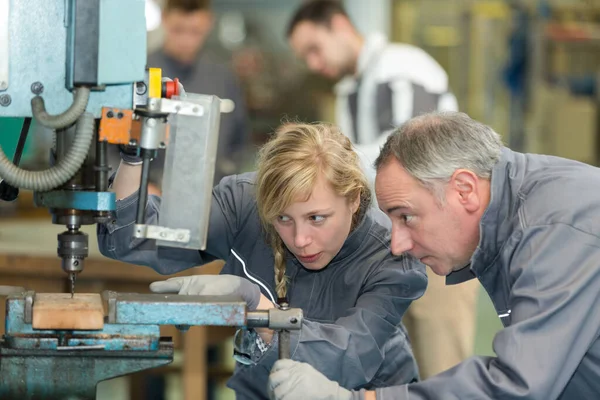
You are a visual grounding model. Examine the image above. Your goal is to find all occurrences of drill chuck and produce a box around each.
[57,229,88,274]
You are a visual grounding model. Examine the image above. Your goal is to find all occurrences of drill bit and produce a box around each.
[70,273,76,298]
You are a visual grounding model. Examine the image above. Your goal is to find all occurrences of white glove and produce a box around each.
[268,359,353,400]
[150,275,261,310]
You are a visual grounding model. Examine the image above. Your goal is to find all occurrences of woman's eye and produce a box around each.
[310,215,326,223]
[278,215,291,223]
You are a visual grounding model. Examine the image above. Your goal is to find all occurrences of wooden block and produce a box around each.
[32,293,104,330]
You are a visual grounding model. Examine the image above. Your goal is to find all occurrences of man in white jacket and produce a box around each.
[287,0,479,379]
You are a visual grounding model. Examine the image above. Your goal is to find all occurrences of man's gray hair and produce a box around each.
[375,112,503,198]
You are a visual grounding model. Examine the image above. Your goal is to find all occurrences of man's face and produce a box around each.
[273,173,359,271]
[288,21,354,80]
[375,158,482,276]
[162,10,213,64]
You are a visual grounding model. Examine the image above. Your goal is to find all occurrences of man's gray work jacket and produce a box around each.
[376,148,600,399]
[97,172,427,399]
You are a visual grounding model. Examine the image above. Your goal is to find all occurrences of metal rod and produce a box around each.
[95,139,108,192]
[278,330,290,359]
[246,311,270,328]
[135,151,152,224]
[277,301,291,359]
[57,344,105,351]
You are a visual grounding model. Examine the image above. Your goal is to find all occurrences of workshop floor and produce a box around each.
[96,287,503,400]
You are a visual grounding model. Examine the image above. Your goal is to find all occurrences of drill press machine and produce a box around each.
[0,1,302,398]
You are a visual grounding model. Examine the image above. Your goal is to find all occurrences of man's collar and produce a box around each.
[334,33,387,95]
[355,32,388,77]
[469,148,517,275]
[446,264,477,285]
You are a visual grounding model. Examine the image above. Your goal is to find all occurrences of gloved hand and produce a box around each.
[150,275,262,310]
[268,359,353,400]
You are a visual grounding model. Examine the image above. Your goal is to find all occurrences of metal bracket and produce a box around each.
[158,98,205,117]
[0,0,9,91]
[133,223,191,244]
[268,307,302,330]
[247,306,303,359]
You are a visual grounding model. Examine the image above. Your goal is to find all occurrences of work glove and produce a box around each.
[149,275,261,311]
[268,359,355,400]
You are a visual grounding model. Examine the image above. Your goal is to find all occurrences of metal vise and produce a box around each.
[0,290,303,400]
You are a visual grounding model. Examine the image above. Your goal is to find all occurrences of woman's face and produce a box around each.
[273,174,359,270]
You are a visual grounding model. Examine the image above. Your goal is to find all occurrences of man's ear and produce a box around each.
[450,169,480,212]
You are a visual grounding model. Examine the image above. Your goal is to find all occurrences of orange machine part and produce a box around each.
[98,107,169,146]
[98,108,136,145]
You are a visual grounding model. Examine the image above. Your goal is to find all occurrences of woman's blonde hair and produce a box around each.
[256,122,371,301]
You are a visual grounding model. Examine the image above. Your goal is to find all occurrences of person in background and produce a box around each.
[146,0,250,188]
[286,0,479,379]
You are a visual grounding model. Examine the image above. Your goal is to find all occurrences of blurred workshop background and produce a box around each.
[0,0,598,399]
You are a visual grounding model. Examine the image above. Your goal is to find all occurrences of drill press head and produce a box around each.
[0,0,220,296]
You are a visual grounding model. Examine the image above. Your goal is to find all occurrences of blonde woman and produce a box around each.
[98,122,426,399]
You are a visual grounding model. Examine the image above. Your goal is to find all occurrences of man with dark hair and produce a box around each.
[286,0,479,380]
[268,111,600,400]
[286,0,457,156]
[144,0,250,187]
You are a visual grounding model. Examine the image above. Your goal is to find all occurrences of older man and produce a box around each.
[268,111,600,400]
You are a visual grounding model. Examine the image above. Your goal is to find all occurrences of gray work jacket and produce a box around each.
[376,148,600,399]
[97,172,426,399]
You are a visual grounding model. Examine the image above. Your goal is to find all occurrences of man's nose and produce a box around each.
[391,226,413,256]
[307,56,322,73]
